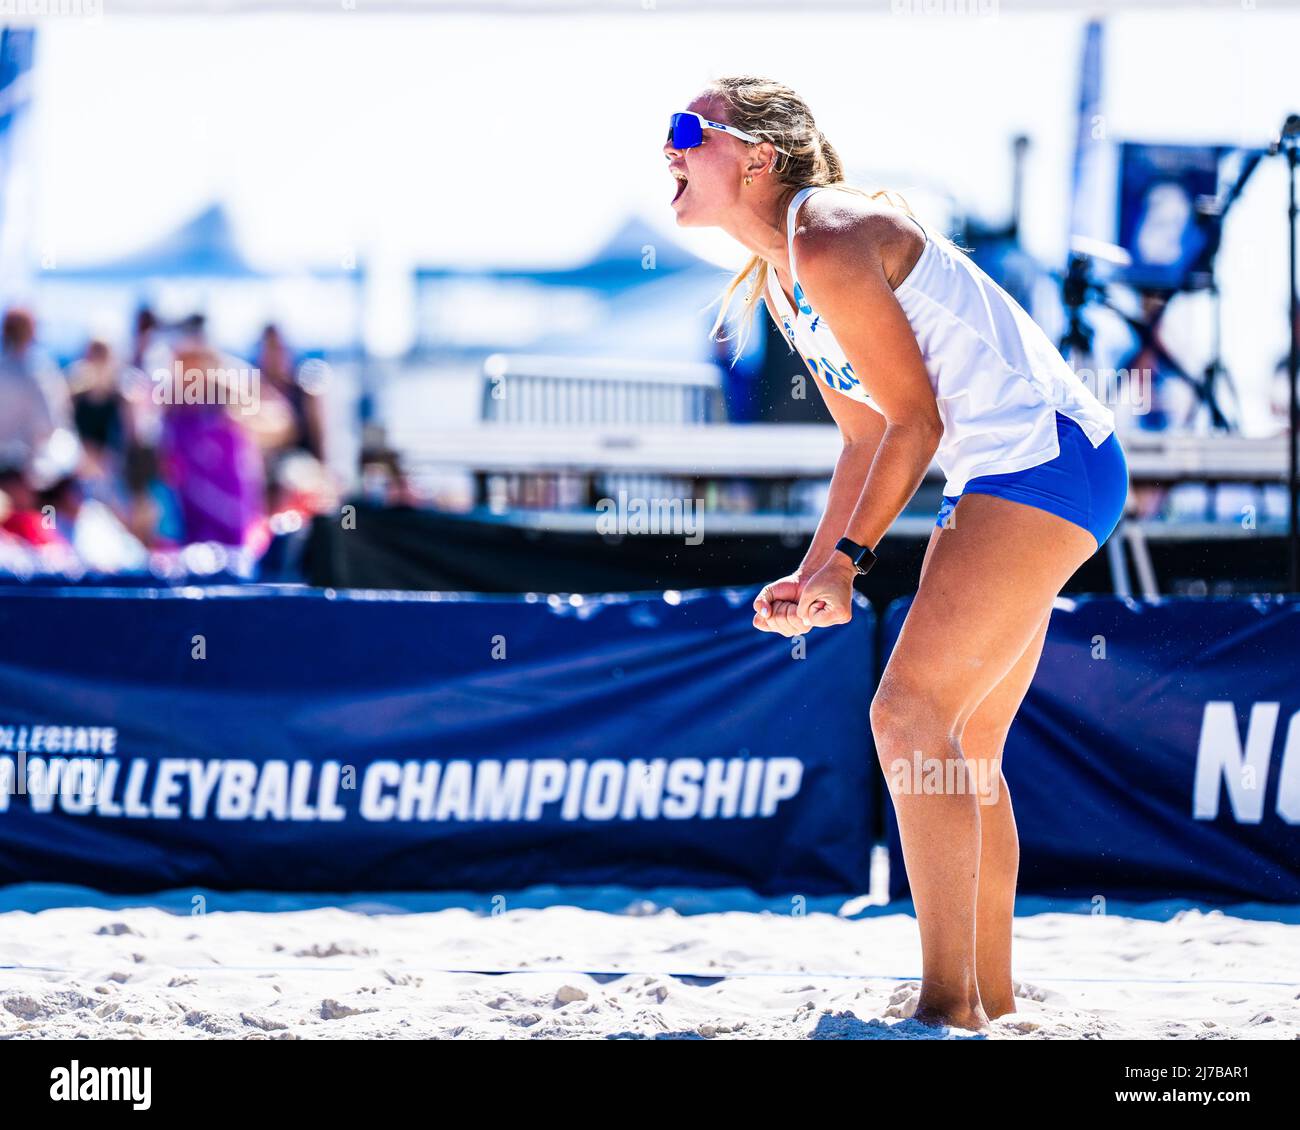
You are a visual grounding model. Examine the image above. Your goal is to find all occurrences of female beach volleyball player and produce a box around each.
[665,77,1128,1031]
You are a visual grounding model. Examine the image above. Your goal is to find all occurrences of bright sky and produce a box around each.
[21,4,1300,421]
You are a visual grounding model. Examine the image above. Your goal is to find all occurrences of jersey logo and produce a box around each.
[810,356,861,394]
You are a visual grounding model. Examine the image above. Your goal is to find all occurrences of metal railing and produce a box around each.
[480,353,726,426]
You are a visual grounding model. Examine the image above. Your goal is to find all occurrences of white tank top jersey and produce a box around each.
[764,185,1117,497]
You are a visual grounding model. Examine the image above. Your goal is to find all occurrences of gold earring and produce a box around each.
[743,175,753,186]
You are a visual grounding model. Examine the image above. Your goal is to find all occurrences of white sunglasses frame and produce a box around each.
[668,111,789,156]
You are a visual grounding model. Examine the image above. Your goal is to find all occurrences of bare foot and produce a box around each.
[913,1002,991,1032]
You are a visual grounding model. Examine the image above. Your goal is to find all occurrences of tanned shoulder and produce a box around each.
[792,193,922,290]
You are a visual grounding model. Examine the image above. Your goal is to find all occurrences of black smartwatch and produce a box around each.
[835,536,877,576]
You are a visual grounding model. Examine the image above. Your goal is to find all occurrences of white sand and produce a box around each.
[2,886,1297,1040]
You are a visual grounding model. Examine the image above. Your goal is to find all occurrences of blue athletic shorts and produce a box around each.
[935,411,1129,546]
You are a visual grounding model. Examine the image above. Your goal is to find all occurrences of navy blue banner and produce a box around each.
[1117,142,1224,292]
[884,596,1300,902]
[0,586,875,895]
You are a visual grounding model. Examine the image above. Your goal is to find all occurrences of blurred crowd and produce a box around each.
[0,305,338,575]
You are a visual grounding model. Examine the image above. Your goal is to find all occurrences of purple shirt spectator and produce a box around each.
[159,403,265,547]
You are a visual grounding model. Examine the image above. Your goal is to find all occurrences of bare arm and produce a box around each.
[751,305,887,636]
[798,216,942,551]
[797,371,887,576]
[793,209,943,625]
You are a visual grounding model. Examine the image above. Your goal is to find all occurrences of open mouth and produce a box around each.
[671,171,688,204]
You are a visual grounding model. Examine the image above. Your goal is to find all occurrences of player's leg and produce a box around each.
[920,510,1053,1020]
[872,493,1095,1029]
[958,607,1049,1020]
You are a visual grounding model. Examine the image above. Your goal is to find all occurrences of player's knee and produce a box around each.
[869,677,898,742]
[960,711,1013,760]
[870,672,953,750]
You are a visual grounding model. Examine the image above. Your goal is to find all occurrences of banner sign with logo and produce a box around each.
[0,586,876,895]
[884,595,1300,902]
[1116,142,1225,292]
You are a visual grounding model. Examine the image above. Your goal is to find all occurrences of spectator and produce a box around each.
[66,338,130,456]
[129,306,160,372]
[39,473,148,573]
[123,443,183,549]
[256,323,326,462]
[174,312,209,352]
[158,345,270,547]
[0,307,72,474]
[0,467,66,548]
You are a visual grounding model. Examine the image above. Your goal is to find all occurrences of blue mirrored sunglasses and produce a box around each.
[668,111,784,153]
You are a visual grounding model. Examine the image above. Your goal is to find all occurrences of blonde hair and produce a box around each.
[702,75,913,360]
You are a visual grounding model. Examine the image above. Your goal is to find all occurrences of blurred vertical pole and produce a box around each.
[1284,117,1299,593]
[1067,19,1105,250]
[0,28,37,300]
